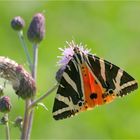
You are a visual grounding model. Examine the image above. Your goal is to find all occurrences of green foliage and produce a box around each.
[0,1,140,139]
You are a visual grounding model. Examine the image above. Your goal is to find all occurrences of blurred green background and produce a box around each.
[0,1,140,139]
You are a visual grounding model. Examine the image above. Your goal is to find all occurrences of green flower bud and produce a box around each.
[27,13,45,44]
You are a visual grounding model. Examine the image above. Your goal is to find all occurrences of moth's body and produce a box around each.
[53,44,138,120]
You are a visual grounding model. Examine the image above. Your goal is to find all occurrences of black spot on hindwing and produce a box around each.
[90,93,97,99]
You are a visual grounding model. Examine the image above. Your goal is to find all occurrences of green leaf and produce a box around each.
[36,102,48,111]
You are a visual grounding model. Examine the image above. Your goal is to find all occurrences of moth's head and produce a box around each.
[73,47,80,54]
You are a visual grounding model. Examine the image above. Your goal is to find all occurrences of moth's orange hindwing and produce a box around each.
[80,63,104,110]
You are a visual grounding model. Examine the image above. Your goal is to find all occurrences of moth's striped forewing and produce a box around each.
[53,49,138,120]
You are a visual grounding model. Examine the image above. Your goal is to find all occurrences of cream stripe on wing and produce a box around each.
[113,69,123,93]
[74,54,81,64]
[77,64,85,100]
[85,56,105,93]
[72,59,78,71]
[99,58,106,81]
[63,72,78,94]
[55,94,73,109]
[120,80,137,90]
[114,69,123,89]
[53,106,72,116]
[53,94,79,116]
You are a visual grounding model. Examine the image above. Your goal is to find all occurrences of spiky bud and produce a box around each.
[11,16,25,31]
[0,116,8,125]
[0,96,11,113]
[27,13,45,44]
[0,57,36,99]
[14,116,23,131]
[55,66,66,83]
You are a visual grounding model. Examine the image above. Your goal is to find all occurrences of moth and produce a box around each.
[52,42,138,120]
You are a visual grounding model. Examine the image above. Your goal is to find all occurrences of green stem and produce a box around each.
[29,83,59,110]
[18,31,32,71]
[5,114,10,140]
[31,44,38,80]
[26,44,38,140]
[20,99,30,140]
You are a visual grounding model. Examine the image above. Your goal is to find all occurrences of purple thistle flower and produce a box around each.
[56,41,90,82]
[58,41,90,66]
[0,57,36,99]
[11,16,25,31]
[0,96,11,113]
[27,13,45,44]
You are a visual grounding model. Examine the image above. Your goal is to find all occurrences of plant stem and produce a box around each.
[29,83,59,110]
[18,30,32,140]
[26,44,38,140]
[18,31,32,71]
[20,99,30,140]
[31,44,38,80]
[5,114,10,140]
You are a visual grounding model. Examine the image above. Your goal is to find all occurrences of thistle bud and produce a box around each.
[11,16,25,31]
[14,116,23,126]
[14,116,23,131]
[0,116,8,125]
[0,57,36,99]
[0,96,11,113]
[27,13,45,44]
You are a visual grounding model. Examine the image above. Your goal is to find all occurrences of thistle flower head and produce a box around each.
[56,41,90,82]
[27,13,45,44]
[0,57,36,99]
[0,96,11,113]
[58,41,90,66]
[11,16,25,31]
